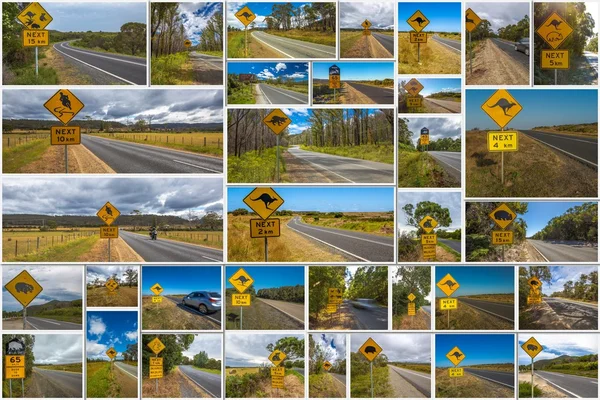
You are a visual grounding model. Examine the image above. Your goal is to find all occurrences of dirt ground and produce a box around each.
[20,144,115,173]
[518,374,567,398]
[389,366,426,398]
[42,47,93,85]
[344,34,392,58]
[342,83,376,104]
[283,151,342,183]
[467,39,529,85]
[78,237,144,262]
[143,368,210,398]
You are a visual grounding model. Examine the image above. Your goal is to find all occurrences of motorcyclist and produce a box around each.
[149,226,158,240]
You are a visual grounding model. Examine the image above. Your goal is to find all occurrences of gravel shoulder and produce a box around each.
[467,39,528,85]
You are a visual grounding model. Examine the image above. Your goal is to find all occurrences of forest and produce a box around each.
[392,266,430,316]
[229,3,336,33]
[308,266,347,322]
[469,15,530,42]
[70,24,147,56]
[256,285,304,303]
[530,203,598,242]
[345,267,388,306]
[141,334,194,377]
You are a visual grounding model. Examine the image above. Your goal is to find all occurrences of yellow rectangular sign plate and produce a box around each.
[149,365,163,379]
[100,226,119,239]
[541,50,569,69]
[5,366,25,379]
[23,30,49,47]
[50,126,80,145]
[232,293,251,306]
[152,296,162,303]
[271,376,285,388]
[408,303,416,316]
[527,295,542,304]
[410,32,427,43]
[449,367,464,377]
[488,131,518,152]
[271,367,285,377]
[422,244,436,258]
[492,230,513,245]
[329,74,341,89]
[326,303,337,313]
[421,234,437,245]
[5,356,25,368]
[406,96,422,108]
[250,218,280,238]
[150,357,163,366]
[440,298,458,310]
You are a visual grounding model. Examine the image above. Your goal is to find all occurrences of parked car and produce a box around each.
[182,291,221,314]
[515,38,529,56]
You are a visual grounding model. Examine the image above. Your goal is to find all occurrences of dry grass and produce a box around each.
[393,307,430,330]
[225,296,303,330]
[141,296,220,331]
[42,47,93,85]
[398,33,461,74]
[133,230,223,249]
[142,367,207,398]
[462,294,514,304]
[225,367,260,376]
[435,299,514,330]
[266,29,336,46]
[87,286,138,307]
[3,229,99,261]
[436,368,514,398]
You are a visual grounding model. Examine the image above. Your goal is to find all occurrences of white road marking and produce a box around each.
[522,132,598,167]
[114,362,138,379]
[179,367,219,398]
[172,159,221,173]
[291,218,393,247]
[252,32,335,56]
[260,84,307,103]
[61,42,146,66]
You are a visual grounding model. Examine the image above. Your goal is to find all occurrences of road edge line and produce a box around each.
[432,35,461,53]
[459,299,514,323]
[63,42,147,66]
[250,32,294,58]
[534,372,582,398]
[166,297,221,325]
[521,131,598,168]
[527,240,550,262]
[114,362,137,380]
[256,298,304,325]
[465,369,514,389]
[291,219,394,247]
[178,366,219,398]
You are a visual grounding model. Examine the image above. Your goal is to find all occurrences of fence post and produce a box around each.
[36,237,40,251]
[15,240,18,257]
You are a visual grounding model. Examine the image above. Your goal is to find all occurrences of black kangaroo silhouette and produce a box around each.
[441,280,457,289]
[59,92,72,110]
[487,98,517,116]
[450,351,463,360]
[40,13,47,21]
[252,193,278,210]
[466,15,474,24]
[411,17,427,26]
[546,19,562,30]
[23,11,36,18]
[233,276,251,286]
[237,11,253,21]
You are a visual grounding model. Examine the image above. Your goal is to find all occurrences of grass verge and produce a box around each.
[3,139,50,173]
[301,144,394,164]
[5,236,99,262]
[398,149,459,187]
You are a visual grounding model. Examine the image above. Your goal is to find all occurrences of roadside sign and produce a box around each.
[184,39,192,47]
[528,276,542,290]
[420,135,430,145]
[50,126,81,145]
[362,19,372,29]
[521,337,543,359]
[419,215,438,234]
[527,295,542,304]
[329,65,340,75]
[492,231,513,245]
[421,234,437,245]
[147,338,166,355]
[541,49,569,69]
[100,226,119,239]
[229,268,254,293]
[489,203,516,230]
[96,201,121,226]
[437,273,459,297]
[323,361,332,371]
[449,367,464,377]
[465,8,482,32]
[269,350,287,367]
[410,32,427,43]
[404,78,424,96]
[440,298,458,310]
[481,89,522,129]
[326,303,338,313]
[106,347,117,359]
[232,293,251,306]
[271,375,285,388]
[406,96,422,108]
[359,337,382,362]
[44,89,85,125]
[536,12,573,50]
[446,346,465,366]
[421,128,429,135]
[105,278,118,292]
[407,10,429,33]
[487,131,518,152]
[271,366,285,376]
[150,283,164,296]
[362,29,371,36]
[235,5,256,27]
[152,296,162,303]
[150,357,163,366]
[329,74,341,89]
[250,218,280,238]
[243,187,284,220]
[422,244,436,259]
[408,293,416,302]
[5,366,25,379]
[408,303,416,315]
[149,365,163,379]
[328,288,343,304]
[5,270,43,307]
[23,30,49,47]
[17,2,53,30]
[263,109,291,135]
[5,355,25,368]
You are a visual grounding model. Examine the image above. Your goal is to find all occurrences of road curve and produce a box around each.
[528,240,598,262]
[543,297,598,330]
[347,82,395,104]
[53,41,146,85]
[287,217,394,262]
[535,370,598,398]
[165,295,222,325]
[33,367,82,398]
[428,151,461,182]
[119,230,223,262]
[389,365,431,397]
[458,298,514,322]
[465,368,514,388]
[423,98,461,113]
[191,52,223,70]
[26,316,82,330]
[287,146,394,183]
[347,300,388,330]
[251,31,336,58]
[257,83,308,104]
[490,38,529,68]
[438,238,461,253]
[257,298,305,323]
[179,365,221,398]
[519,130,598,168]
[431,35,461,53]
[114,362,138,378]
[372,32,394,55]
[82,135,223,173]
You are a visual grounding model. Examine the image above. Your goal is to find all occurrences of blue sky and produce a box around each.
[228,2,319,29]
[228,187,395,212]
[518,334,597,365]
[228,62,308,81]
[313,62,394,80]
[522,266,598,296]
[41,3,146,32]
[87,311,138,361]
[399,78,461,97]
[519,202,588,236]
[226,266,304,290]
[398,2,461,33]
[177,3,222,46]
[397,191,462,233]
[466,90,599,130]
[225,333,305,367]
[436,334,515,367]
[141,266,221,296]
[435,266,514,297]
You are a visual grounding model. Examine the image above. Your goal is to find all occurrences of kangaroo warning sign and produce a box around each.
[17,2,53,30]
[489,203,516,230]
[229,268,254,293]
[419,215,438,234]
[362,19,372,29]
[235,5,256,27]
[243,187,284,220]
[147,338,166,355]
[487,131,518,152]
[407,10,429,33]
[437,273,459,297]
[23,30,49,47]
[481,89,522,129]
[150,283,164,296]
[521,337,543,359]
[359,337,382,362]
[105,278,118,292]
[269,350,287,367]
[106,347,117,359]
[329,288,343,304]
[5,270,43,307]
[446,346,465,366]
[404,78,424,96]
[408,293,416,302]
[184,39,192,47]
[536,12,573,50]
[263,109,291,135]
[44,89,85,125]
[96,201,121,226]
[323,361,332,371]
[465,8,482,32]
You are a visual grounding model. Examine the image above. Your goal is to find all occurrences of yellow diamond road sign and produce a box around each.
[263,109,291,135]
[419,215,438,234]
[359,337,383,362]
[404,78,424,96]
[147,338,166,355]
[235,5,256,27]
[437,273,459,297]
[106,347,117,359]
[97,201,121,226]
[528,276,542,290]
[362,19,372,29]
[269,350,287,367]
[5,270,44,307]
[408,293,416,302]
[522,337,543,359]
[18,2,53,30]
[446,346,465,366]
[323,361,332,371]
[184,39,192,47]
[489,203,517,230]
[407,10,429,33]
[481,89,522,129]
[243,187,284,220]
[536,12,573,50]
[105,278,118,292]
[150,283,164,296]
[465,8,482,33]
[43,89,85,125]
[229,268,254,293]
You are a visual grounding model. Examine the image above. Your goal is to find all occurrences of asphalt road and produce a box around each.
[465,368,514,388]
[438,238,461,253]
[544,297,598,330]
[583,51,598,74]
[428,151,461,182]
[331,373,346,386]
[53,41,146,85]
[491,38,529,68]
[190,52,223,71]
[536,370,598,398]
[431,35,461,52]
[33,368,82,397]
[287,217,394,262]
[165,296,222,325]
[458,298,514,322]
[347,300,388,330]
[257,297,304,323]
[292,367,305,376]
[422,305,431,315]
[424,98,461,113]
[257,83,308,104]
[251,31,336,58]
[372,32,394,55]
[389,365,431,397]
[528,239,598,262]
[114,362,138,378]
[287,146,394,183]
[519,130,598,168]
[347,82,394,104]
[26,317,82,330]
[81,135,222,173]
[119,230,223,262]
[179,365,221,398]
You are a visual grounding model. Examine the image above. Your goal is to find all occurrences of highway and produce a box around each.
[423,98,461,113]
[292,367,305,376]
[165,296,222,325]
[439,238,461,253]
[33,368,82,397]
[583,51,598,74]
[287,217,394,262]
[431,35,461,52]
[191,52,223,71]
[458,298,514,322]
[81,135,223,173]
[491,38,529,68]
[179,365,221,398]
[544,297,598,330]
[372,32,394,55]
[251,31,336,58]
[26,317,82,330]
[465,368,514,388]
[53,41,146,85]
[119,230,223,262]
[389,365,431,397]
[347,300,388,330]
[520,130,598,168]
[428,151,461,182]
[257,83,308,104]
[422,305,431,315]
[190,52,223,85]
[114,362,138,378]
[536,370,598,398]
[528,239,598,262]
[287,146,394,183]
[257,298,304,323]
[331,373,346,385]
[347,82,394,104]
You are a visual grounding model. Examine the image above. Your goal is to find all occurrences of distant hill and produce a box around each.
[534,354,598,370]
[27,299,82,316]
[3,119,222,132]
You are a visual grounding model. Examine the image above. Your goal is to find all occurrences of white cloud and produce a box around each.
[351,333,431,363]
[257,69,276,79]
[275,63,287,72]
[88,316,106,337]
[340,2,394,29]
[124,330,138,341]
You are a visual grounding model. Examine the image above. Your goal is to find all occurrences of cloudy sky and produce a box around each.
[397,191,462,233]
[87,311,138,361]
[228,62,309,81]
[351,333,431,363]
[36,2,146,32]
[466,2,529,32]
[225,333,304,367]
[340,2,394,29]
[2,89,223,125]
[405,117,461,146]
[34,334,83,365]
[182,334,222,360]
[523,266,598,296]
[86,265,139,286]
[518,334,597,365]
[176,3,222,46]
[311,333,346,363]
[3,265,82,312]
[3,177,223,217]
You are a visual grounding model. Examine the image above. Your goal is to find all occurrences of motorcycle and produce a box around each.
[149,229,158,240]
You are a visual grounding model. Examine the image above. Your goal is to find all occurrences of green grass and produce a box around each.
[518,381,543,398]
[398,149,459,187]
[6,236,99,262]
[391,363,431,374]
[151,52,190,85]
[228,147,287,183]
[309,373,345,398]
[2,376,32,397]
[192,367,220,375]
[87,362,112,398]
[227,82,256,104]
[438,242,460,261]
[300,144,394,164]
[286,368,305,383]
[541,367,598,378]
[7,66,58,85]
[3,139,49,173]
[303,215,394,236]
[340,31,363,56]
[36,363,82,373]
[227,31,247,58]
[32,307,82,324]
[351,366,392,398]
[266,29,336,46]
[197,50,223,57]
[70,40,146,58]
